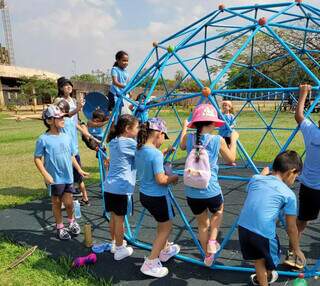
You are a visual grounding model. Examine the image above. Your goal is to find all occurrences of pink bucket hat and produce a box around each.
[188,104,225,128]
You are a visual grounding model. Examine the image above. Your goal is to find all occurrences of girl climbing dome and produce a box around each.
[180,104,239,267]
[136,117,180,278]
[104,114,140,260]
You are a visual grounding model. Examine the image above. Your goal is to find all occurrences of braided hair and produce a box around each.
[193,121,215,161]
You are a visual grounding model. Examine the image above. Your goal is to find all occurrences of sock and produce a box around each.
[68,218,75,224]
[56,223,64,230]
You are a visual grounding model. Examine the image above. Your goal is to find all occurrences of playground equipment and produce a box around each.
[96,1,320,279]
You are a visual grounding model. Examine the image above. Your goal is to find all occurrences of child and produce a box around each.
[284,84,320,269]
[104,114,139,260]
[136,117,180,278]
[34,105,89,240]
[238,151,306,286]
[108,51,130,112]
[218,100,236,146]
[180,104,239,267]
[55,77,90,206]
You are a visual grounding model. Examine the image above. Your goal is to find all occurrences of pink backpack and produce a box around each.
[183,135,213,189]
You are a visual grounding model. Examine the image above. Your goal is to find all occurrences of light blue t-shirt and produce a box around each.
[299,119,320,190]
[88,126,103,140]
[238,175,297,239]
[104,137,137,195]
[61,98,79,155]
[34,132,76,185]
[219,113,235,137]
[135,146,169,197]
[185,133,222,199]
[110,66,129,96]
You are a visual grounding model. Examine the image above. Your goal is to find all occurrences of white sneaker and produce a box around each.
[140,257,169,278]
[159,243,180,262]
[114,245,133,260]
[111,240,127,254]
[250,270,278,285]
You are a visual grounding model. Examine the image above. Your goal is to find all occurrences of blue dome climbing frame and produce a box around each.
[97,1,320,279]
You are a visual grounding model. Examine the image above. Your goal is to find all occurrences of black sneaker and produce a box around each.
[57,228,71,240]
[284,251,304,270]
[250,270,278,285]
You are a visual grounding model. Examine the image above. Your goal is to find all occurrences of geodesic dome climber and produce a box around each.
[96,1,320,278]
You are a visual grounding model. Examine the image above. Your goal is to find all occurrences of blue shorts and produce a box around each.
[238,226,280,270]
[73,154,83,184]
[49,184,75,197]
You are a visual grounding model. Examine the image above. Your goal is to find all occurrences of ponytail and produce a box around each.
[107,114,138,143]
[113,50,128,67]
[137,122,157,149]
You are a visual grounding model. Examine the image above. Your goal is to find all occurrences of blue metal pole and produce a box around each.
[229,2,292,11]
[269,23,320,34]
[132,208,146,240]
[224,8,257,24]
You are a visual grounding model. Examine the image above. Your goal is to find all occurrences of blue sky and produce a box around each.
[5,0,320,79]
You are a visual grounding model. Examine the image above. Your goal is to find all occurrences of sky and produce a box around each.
[5,0,320,78]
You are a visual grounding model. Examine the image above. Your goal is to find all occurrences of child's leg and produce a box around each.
[254,259,268,286]
[79,181,89,202]
[51,196,63,225]
[109,213,116,241]
[62,192,74,221]
[149,220,172,260]
[113,213,125,247]
[208,204,224,242]
[195,210,210,253]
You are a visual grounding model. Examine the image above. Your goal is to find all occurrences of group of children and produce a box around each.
[33,48,320,285]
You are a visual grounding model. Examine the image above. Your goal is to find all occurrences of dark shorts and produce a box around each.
[107,91,116,111]
[140,193,175,223]
[73,154,83,184]
[49,184,75,197]
[104,192,133,216]
[298,183,320,221]
[187,194,223,215]
[238,226,280,270]
[223,137,231,145]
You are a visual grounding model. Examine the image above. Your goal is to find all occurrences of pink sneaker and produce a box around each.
[159,243,180,262]
[207,240,221,254]
[204,254,215,267]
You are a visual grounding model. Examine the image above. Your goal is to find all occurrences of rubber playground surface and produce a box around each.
[1,165,320,286]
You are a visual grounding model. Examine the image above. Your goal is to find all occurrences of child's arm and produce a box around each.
[219,131,239,163]
[34,157,54,185]
[155,173,179,185]
[260,166,270,176]
[72,156,90,178]
[162,145,175,156]
[286,215,306,265]
[180,120,189,150]
[295,84,311,124]
[112,76,126,89]
[87,120,108,128]
[69,98,85,117]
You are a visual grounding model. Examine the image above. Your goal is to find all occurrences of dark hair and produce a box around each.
[107,114,138,143]
[92,109,107,122]
[272,150,303,174]
[137,122,157,149]
[56,99,70,114]
[193,121,215,161]
[43,118,51,132]
[113,51,128,67]
[81,134,99,151]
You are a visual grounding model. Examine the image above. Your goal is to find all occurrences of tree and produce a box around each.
[19,76,56,112]
[210,25,320,89]
[70,74,99,83]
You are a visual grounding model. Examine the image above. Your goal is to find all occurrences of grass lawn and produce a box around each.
[0,236,111,286]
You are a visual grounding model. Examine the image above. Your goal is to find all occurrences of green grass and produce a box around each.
[0,236,111,286]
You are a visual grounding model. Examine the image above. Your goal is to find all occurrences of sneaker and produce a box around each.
[207,240,221,254]
[250,270,278,285]
[140,257,169,278]
[68,221,81,236]
[159,243,180,262]
[204,254,215,267]
[114,245,133,260]
[111,240,127,254]
[283,251,304,270]
[57,228,71,240]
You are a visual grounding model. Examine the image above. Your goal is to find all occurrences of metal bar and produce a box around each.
[252,68,283,88]
[269,23,320,34]
[132,208,146,240]
[146,93,201,109]
[224,8,257,24]
[166,54,204,67]
[266,25,320,84]
[229,2,292,11]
